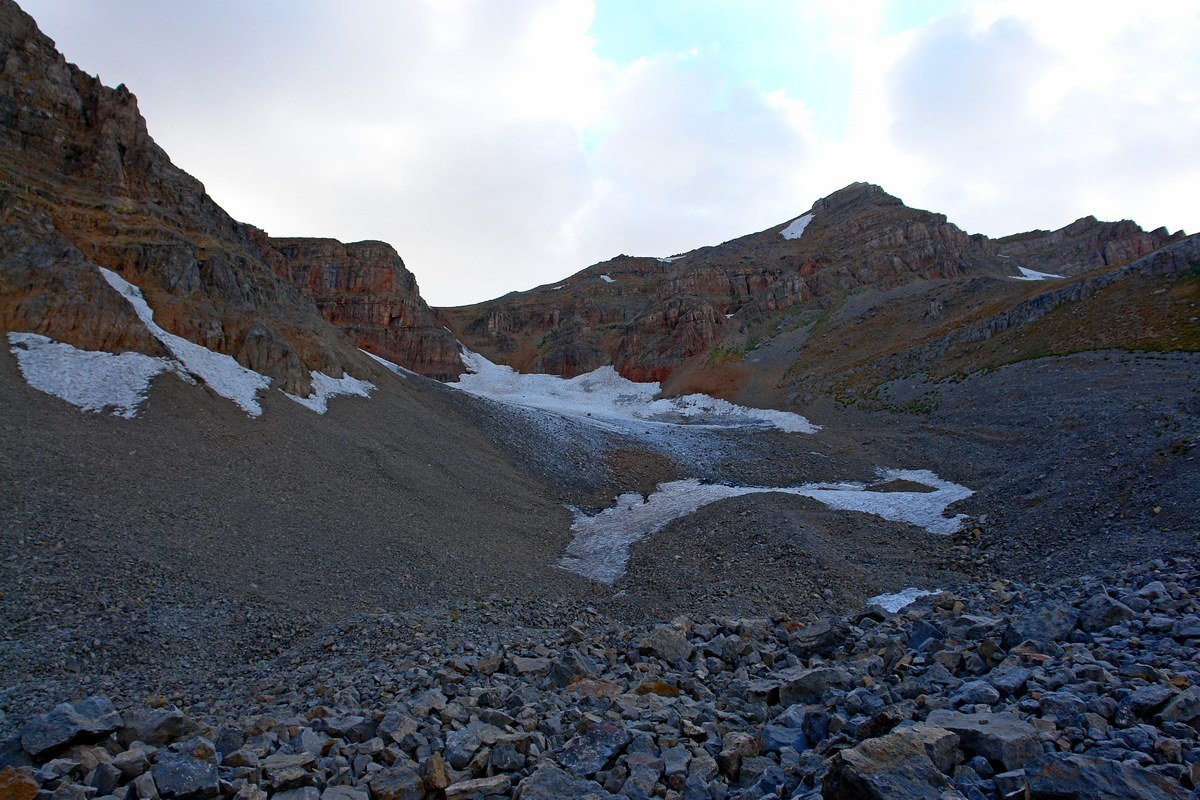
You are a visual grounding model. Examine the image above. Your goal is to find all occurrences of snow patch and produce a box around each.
[451,348,818,435]
[284,371,375,414]
[100,268,271,416]
[657,255,684,263]
[781,213,814,240]
[868,587,936,613]
[725,313,734,319]
[600,274,615,283]
[549,284,565,290]
[360,348,413,377]
[1012,266,1064,281]
[558,469,972,583]
[7,332,176,418]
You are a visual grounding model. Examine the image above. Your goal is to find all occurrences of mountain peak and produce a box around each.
[812,182,903,215]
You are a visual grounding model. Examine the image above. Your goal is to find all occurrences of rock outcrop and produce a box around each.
[247,232,462,380]
[995,215,1182,276]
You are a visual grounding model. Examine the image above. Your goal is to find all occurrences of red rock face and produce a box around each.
[994,216,1180,276]
[0,0,369,394]
[248,233,462,381]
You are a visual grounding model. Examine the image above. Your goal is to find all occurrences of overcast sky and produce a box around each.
[21,0,1200,305]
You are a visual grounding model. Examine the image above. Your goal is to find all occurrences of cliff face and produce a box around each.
[995,216,1181,276]
[248,233,462,380]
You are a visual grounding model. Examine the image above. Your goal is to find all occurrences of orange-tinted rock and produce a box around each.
[249,233,461,380]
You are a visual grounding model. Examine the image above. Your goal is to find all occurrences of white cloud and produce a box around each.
[17,0,1198,305]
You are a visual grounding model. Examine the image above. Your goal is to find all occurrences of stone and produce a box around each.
[1003,605,1078,647]
[488,740,524,771]
[417,754,450,791]
[557,720,631,777]
[273,789,319,800]
[823,727,955,800]
[443,728,481,770]
[118,709,194,748]
[1129,685,1174,716]
[150,754,219,800]
[378,708,419,746]
[1078,594,1135,633]
[987,665,1032,696]
[112,747,154,779]
[511,656,551,676]
[1158,688,1200,726]
[926,710,1041,771]
[778,667,851,706]
[950,681,1001,708]
[261,753,316,792]
[367,764,423,800]
[1037,692,1087,726]
[444,775,511,799]
[515,764,616,799]
[1024,754,1191,799]
[0,767,39,800]
[638,626,692,662]
[89,762,122,795]
[21,698,123,758]
[321,788,369,800]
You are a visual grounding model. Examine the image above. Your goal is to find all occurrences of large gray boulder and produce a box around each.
[638,626,692,662]
[1024,753,1191,799]
[925,709,1041,771]
[151,753,219,800]
[1079,593,1135,633]
[20,697,123,759]
[557,720,631,777]
[823,725,958,800]
[516,764,616,799]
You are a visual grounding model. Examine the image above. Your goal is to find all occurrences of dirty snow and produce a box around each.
[781,213,814,240]
[1012,266,1064,281]
[100,268,271,416]
[360,348,413,377]
[284,371,375,414]
[868,587,936,613]
[452,348,818,435]
[558,469,972,583]
[7,332,176,418]
[601,274,616,283]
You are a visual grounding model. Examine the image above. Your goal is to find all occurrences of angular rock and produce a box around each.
[118,708,194,748]
[0,767,39,800]
[925,710,1041,771]
[321,788,369,800]
[1003,605,1078,647]
[444,775,511,799]
[823,726,955,800]
[779,667,852,706]
[1079,593,1135,633]
[515,764,616,800]
[367,764,423,800]
[557,720,631,777]
[20,698,123,759]
[638,626,692,662]
[150,754,219,800]
[1025,753,1191,799]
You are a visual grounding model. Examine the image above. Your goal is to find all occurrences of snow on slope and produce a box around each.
[360,348,413,377]
[868,587,935,612]
[781,213,814,240]
[452,348,818,434]
[7,332,176,418]
[601,274,615,283]
[558,469,972,583]
[1012,266,1064,281]
[100,268,271,416]
[284,371,375,413]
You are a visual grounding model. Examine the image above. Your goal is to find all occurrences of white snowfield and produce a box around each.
[360,348,413,377]
[1012,266,1064,281]
[101,267,271,416]
[7,332,178,419]
[452,348,818,434]
[284,370,375,413]
[781,212,814,240]
[868,587,936,613]
[601,274,616,283]
[558,469,973,583]
[8,267,374,418]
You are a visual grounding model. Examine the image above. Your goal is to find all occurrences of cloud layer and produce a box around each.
[20,0,1199,304]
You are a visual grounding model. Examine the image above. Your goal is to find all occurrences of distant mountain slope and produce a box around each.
[440,182,1187,405]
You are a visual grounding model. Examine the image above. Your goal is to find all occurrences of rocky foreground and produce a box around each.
[3,559,1200,800]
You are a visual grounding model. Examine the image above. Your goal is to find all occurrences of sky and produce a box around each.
[20,0,1200,305]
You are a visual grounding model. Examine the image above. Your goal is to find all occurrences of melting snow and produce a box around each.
[868,587,936,613]
[100,268,271,416]
[657,256,684,263]
[452,349,818,435]
[7,332,176,418]
[781,213,814,240]
[360,348,413,377]
[558,469,972,583]
[1012,266,1064,281]
[284,371,375,414]
[600,274,615,283]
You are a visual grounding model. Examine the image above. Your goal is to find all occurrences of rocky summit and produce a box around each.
[1,2,1198,800]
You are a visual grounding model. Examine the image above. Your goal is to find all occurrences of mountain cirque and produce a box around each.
[2,0,1200,799]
